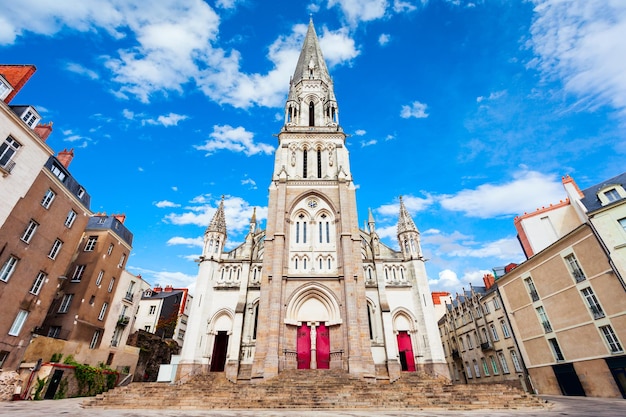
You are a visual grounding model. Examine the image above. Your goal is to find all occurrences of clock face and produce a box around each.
[308,200,318,208]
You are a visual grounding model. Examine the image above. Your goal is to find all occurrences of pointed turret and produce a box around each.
[202,196,227,258]
[248,207,257,235]
[397,196,422,260]
[367,208,376,233]
[284,18,339,128]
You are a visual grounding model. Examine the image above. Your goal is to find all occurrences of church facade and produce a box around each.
[177,20,447,383]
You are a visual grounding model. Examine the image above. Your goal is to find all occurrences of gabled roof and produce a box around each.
[0,64,36,103]
[580,172,626,213]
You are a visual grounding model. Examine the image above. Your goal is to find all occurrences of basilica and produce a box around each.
[177,20,447,383]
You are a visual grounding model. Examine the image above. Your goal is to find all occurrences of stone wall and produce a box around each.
[126,330,180,382]
[0,371,21,401]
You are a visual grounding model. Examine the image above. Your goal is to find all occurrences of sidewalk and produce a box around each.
[0,395,624,417]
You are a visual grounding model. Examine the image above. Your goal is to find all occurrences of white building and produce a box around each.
[178,20,447,383]
[134,285,192,347]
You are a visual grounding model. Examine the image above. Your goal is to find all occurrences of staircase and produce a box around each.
[83,370,547,410]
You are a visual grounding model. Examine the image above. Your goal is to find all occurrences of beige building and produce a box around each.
[498,173,626,398]
[177,20,447,383]
[438,274,529,390]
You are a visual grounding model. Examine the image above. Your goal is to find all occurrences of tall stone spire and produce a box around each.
[206,196,227,235]
[397,196,422,260]
[397,196,418,234]
[284,18,338,128]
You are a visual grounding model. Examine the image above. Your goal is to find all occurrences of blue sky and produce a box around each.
[2,0,625,294]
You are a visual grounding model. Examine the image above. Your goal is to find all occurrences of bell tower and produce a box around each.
[250,18,375,380]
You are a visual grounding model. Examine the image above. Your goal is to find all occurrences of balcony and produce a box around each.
[123,292,134,302]
[117,315,130,326]
[542,321,553,333]
[480,342,493,351]
[572,270,586,283]
[590,305,605,320]
[0,159,16,176]
[529,290,539,302]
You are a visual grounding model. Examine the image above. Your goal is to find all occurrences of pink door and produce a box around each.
[316,323,330,369]
[297,324,311,369]
[397,331,416,372]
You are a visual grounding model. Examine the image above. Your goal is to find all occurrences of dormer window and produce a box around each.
[17,106,41,129]
[0,76,13,101]
[597,185,625,206]
[50,163,66,182]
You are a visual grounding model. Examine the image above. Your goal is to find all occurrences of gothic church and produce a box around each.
[178,20,447,383]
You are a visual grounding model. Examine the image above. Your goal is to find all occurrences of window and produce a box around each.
[483,301,490,314]
[302,148,308,178]
[600,325,623,353]
[465,362,472,379]
[30,271,47,295]
[118,253,126,268]
[524,277,539,302]
[564,253,586,283]
[71,265,86,282]
[548,338,565,361]
[459,337,465,351]
[8,310,29,336]
[467,334,473,349]
[98,302,108,321]
[605,188,620,202]
[536,306,552,333]
[48,326,61,338]
[473,360,481,378]
[77,188,85,198]
[84,236,98,251]
[95,270,104,286]
[510,350,523,372]
[107,244,114,256]
[501,320,511,338]
[64,210,77,228]
[490,355,499,374]
[317,148,322,178]
[58,294,73,313]
[108,278,115,292]
[493,296,501,310]
[178,329,186,340]
[21,109,38,126]
[149,305,156,315]
[21,219,39,243]
[0,351,9,368]
[48,239,63,260]
[50,164,66,181]
[125,281,135,301]
[581,287,605,319]
[41,189,56,209]
[0,136,21,172]
[481,358,490,376]
[144,325,151,332]
[89,330,100,349]
[0,256,19,282]
[620,218,626,232]
[490,324,499,341]
[498,352,510,374]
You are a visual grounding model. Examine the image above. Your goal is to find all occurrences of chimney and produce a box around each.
[164,285,173,292]
[57,148,74,168]
[34,122,53,141]
[153,286,162,293]
[483,273,496,290]
[113,214,126,224]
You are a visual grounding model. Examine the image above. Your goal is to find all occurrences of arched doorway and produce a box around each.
[209,311,233,372]
[394,311,417,372]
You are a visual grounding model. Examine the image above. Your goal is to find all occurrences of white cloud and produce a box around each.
[400,101,429,118]
[65,62,99,80]
[376,194,434,216]
[122,109,134,119]
[439,170,564,218]
[354,129,366,136]
[165,195,267,237]
[154,200,180,208]
[329,0,388,26]
[529,0,626,119]
[216,0,242,9]
[393,0,418,13]
[448,237,524,260]
[194,125,274,156]
[166,236,203,247]
[241,178,257,189]
[476,90,506,103]
[143,113,188,127]
[378,33,390,46]
[428,269,462,290]
[127,266,197,294]
[318,26,360,67]
[360,139,377,147]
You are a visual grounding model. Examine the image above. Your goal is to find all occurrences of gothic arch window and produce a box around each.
[384,267,389,282]
[392,267,397,281]
[367,302,375,340]
[220,268,225,281]
[302,147,308,178]
[303,257,308,270]
[309,101,315,126]
[295,257,298,270]
[400,267,405,281]
[252,303,259,340]
[317,148,322,178]
[319,257,323,270]
[327,257,331,269]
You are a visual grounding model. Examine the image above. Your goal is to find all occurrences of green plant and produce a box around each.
[50,353,62,363]
[53,378,68,400]
[62,354,75,365]
[32,377,46,401]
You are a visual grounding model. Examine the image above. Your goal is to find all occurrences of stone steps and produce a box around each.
[83,370,547,410]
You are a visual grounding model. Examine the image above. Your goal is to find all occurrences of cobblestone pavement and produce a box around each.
[1,395,625,417]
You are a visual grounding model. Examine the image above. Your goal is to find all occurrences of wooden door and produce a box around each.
[297,324,311,369]
[316,323,330,369]
[397,331,416,372]
[210,331,229,372]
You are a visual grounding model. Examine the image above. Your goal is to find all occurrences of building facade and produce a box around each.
[497,173,626,398]
[438,276,529,390]
[178,20,447,383]
[134,285,192,347]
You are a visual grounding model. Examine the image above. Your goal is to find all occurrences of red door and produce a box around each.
[297,324,311,369]
[397,331,416,372]
[316,323,330,369]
